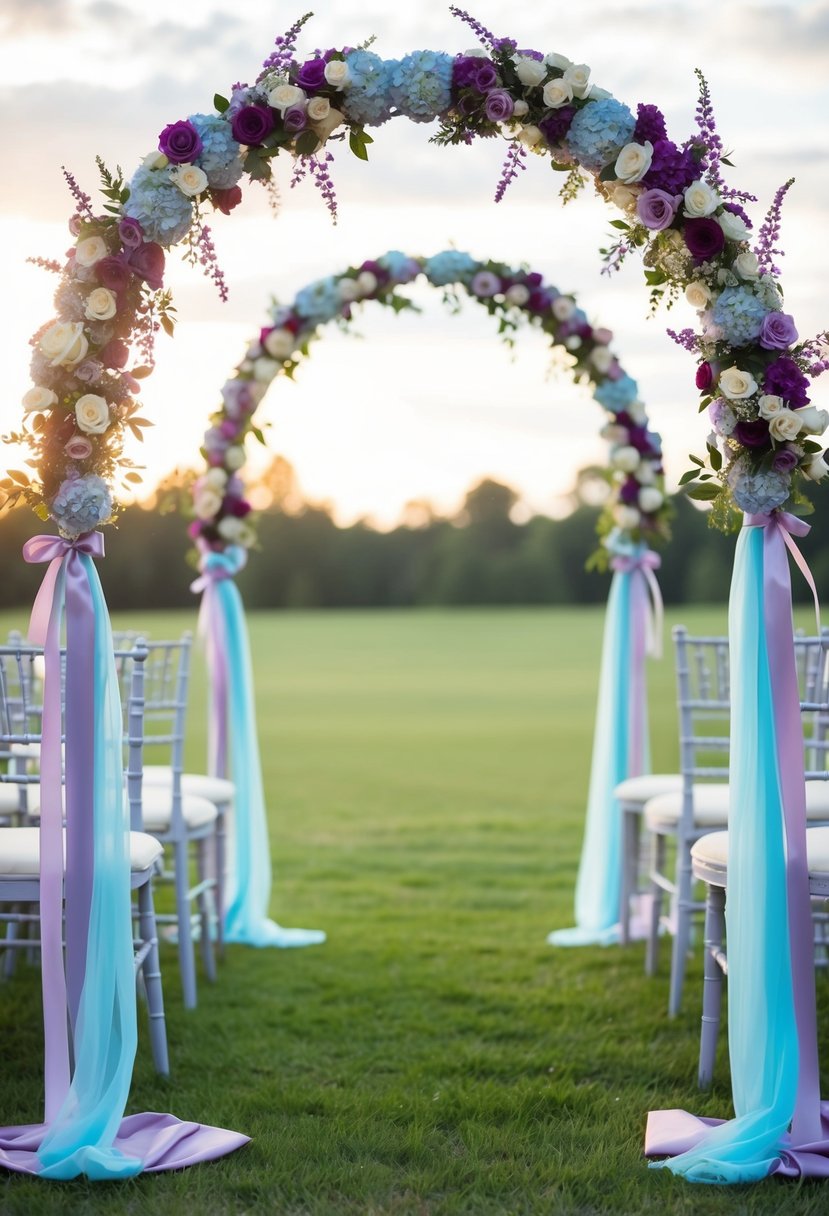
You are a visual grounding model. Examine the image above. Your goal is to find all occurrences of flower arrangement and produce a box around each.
[188,251,670,564]
[4,9,826,540]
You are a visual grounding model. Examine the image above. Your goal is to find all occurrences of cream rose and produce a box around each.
[512,99,529,118]
[84,287,117,322]
[306,96,331,123]
[683,179,719,218]
[768,409,803,442]
[194,488,223,519]
[544,52,571,70]
[627,400,647,425]
[324,59,351,88]
[718,210,751,242]
[601,423,628,444]
[718,366,758,400]
[638,487,664,513]
[512,55,547,88]
[804,453,829,482]
[614,141,653,184]
[608,183,637,212]
[267,83,306,112]
[39,321,89,368]
[757,394,785,419]
[74,236,108,267]
[542,78,573,108]
[252,356,280,383]
[518,125,542,148]
[796,406,829,436]
[203,468,228,492]
[356,270,378,296]
[616,505,641,529]
[590,347,615,374]
[612,446,641,473]
[563,63,591,98]
[75,393,110,435]
[733,251,760,280]
[505,284,530,307]
[225,445,246,471]
[263,328,296,359]
[171,164,208,197]
[684,280,711,310]
[338,278,360,302]
[22,386,58,413]
[217,516,255,546]
[636,462,657,486]
[551,295,575,321]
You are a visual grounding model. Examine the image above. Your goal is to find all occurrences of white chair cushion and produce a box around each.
[0,785,24,814]
[140,785,217,832]
[10,742,42,761]
[142,765,235,804]
[614,773,682,804]
[692,825,829,879]
[0,827,162,875]
[647,780,829,831]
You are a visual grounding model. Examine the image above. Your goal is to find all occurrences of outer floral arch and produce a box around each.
[188,249,669,561]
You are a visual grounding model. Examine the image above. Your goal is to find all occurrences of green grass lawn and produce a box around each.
[0,604,827,1215]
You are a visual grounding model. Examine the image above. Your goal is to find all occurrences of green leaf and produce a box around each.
[608,219,629,231]
[688,454,704,467]
[214,93,230,114]
[160,314,175,337]
[7,470,29,485]
[295,130,320,158]
[599,162,618,182]
[250,426,267,446]
[678,469,699,485]
[349,128,373,161]
[125,472,143,483]
[686,482,720,501]
[644,269,666,286]
[802,439,822,453]
[130,365,153,379]
[707,444,722,472]
[550,160,570,172]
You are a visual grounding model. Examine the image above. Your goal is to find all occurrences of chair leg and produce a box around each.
[698,882,726,1089]
[197,838,217,984]
[668,839,695,1018]
[646,832,666,977]
[619,804,639,947]
[173,840,198,1010]
[137,879,170,1076]
[214,804,228,959]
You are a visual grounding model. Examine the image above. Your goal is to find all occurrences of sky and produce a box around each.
[0,0,827,527]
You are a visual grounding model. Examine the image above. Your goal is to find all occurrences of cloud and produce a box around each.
[0,0,74,34]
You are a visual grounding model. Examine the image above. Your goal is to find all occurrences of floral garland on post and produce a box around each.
[3,9,826,540]
[187,251,670,563]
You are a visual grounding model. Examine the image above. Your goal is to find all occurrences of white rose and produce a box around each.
[463,48,488,58]
[591,347,615,374]
[356,270,378,296]
[551,296,575,321]
[542,78,573,108]
[324,59,351,88]
[39,320,89,368]
[636,462,657,485]
[627,400,647,425]
[616,505,641,529]
[563,63,591,98]
[75,393,110,434]
[84,287,117,321]
[194,488,223,519]
[512,55,547,88]
[733,251,760,280]
[512,99,529,118]
[565,335,582,351]
[505,284,529,306]
[203,468,228,491]
[311,106,345,147]
[612,445,641,473]
[608,183,637,212]
[638,487,664,513]
[518,125,542,147]
[252,356,280,383]
[718,366,758,400]
[614,141,653,184]
[264,328,296,359]
[217,516,255,546]
[338,278,360,302]
[804,453,829,482]
[75,236,108,267]
[306,96,330,123]
[717,210,751,242]
[268,83,306,112]
[683,179,719,218]
[768,410,803,442]
[171,163,208,197]
[758,394,785,419]
[796,406,829,436]
[601,423,628,444]
[225,445,246,471]
[544,52,572,70]
[23,386,58,413]
[684,281,711,310]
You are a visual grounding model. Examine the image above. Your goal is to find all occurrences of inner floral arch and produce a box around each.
[188,249,669,562]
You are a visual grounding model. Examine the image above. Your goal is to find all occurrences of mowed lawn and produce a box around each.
[0,604,828,1216]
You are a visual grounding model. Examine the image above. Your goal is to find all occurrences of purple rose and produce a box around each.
[118,216,144,249]
[158,119,203,164]
[474,61,498,91]
[95,255,132,293]
[636,188,679,231]
[538,105,576,147]
[283,106,308,133]
[734,418,771,449]
[128,241,165,290]
[212,185,243,215]
[772,446,799,474]
[763,355,811,408]
[695,362,714,391]
[619,477,640,505]
[219,418,239,440]
[74,359,104,384]
[221,379,254,419]
[683,217,726,262]
[759,311,799,351]
[97,338,129,369]
[223,495,253,518]
[485,89,514,123]
[296,58,327,91]
[231,104,276,147]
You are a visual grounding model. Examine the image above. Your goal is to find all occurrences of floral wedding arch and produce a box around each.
[1,5,828,1188]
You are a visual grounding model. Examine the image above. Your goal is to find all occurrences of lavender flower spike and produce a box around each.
[755,177,795,278]
[449,5,498,50]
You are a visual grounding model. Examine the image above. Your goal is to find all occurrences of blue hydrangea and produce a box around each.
[388,50,453,123]
[341,50,395,126]
[424,250,478,287]
[711,286,768,347]
[188,112,244,189]
[50,474,113,539]
[594,374,639,411]
[124,163,194,246]
[566,97,636,170]
[727,461,790,514]
[294,276,342,323]
[377,250,422,283]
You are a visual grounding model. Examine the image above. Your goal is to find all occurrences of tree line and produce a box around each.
[1,461,826,611]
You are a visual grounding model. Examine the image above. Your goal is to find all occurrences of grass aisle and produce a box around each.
[0,605,827,1215]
